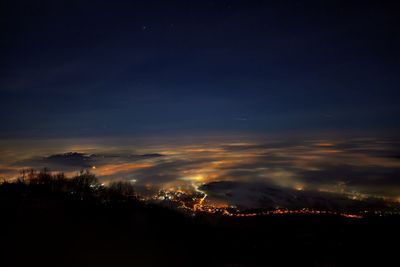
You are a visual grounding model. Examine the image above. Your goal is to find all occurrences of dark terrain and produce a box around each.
[1,170,398,267]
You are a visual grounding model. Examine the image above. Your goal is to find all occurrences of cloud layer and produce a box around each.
[2,137,400,206]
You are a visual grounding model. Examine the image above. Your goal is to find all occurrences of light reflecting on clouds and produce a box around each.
[1,135,400,204]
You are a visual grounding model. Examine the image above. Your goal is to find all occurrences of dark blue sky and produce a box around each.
[1,0,399,138]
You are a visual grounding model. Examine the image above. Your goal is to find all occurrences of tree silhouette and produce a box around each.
[107,180,137,202]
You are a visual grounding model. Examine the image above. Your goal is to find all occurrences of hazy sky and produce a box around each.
[1,0,399,138]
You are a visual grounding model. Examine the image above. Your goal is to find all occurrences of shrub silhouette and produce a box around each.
[70,170,98,197]
[108,181,136,197]
[5,168,139,203]
[71,170,98,188]
[104,180,138,204]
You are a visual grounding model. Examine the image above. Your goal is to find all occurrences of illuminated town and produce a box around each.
[148,187,400,219]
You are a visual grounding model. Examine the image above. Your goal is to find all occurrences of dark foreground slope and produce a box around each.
[0,178,399,267]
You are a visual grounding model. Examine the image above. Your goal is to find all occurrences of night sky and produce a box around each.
[1,1,400,206]
[1,0,399,137]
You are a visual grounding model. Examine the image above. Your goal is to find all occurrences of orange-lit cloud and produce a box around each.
[93,162,154,176]
[1,136,400,202]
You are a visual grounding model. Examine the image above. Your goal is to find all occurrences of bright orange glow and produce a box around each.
[315,143,335,147]
[94,162,154,176]
[295,185,304,191]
